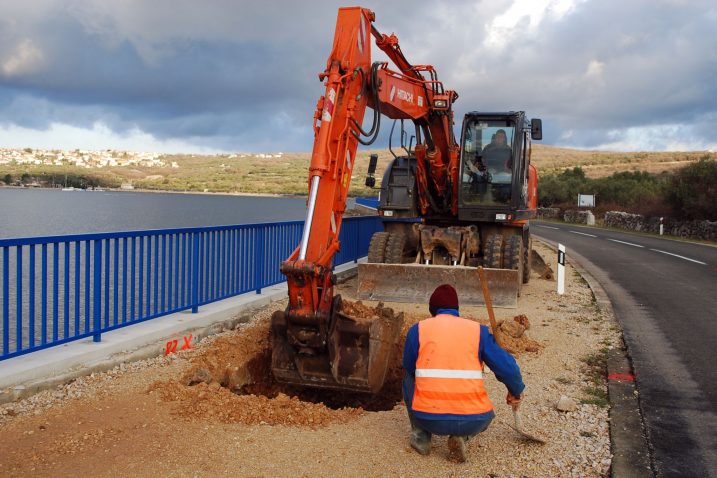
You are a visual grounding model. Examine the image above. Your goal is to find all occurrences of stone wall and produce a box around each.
[604,211,717,241]
[537,207,561,219]
[563,209,595,225]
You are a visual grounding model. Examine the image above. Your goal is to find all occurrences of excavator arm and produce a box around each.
[272,6,459,393]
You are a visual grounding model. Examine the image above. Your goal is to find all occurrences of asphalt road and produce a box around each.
[533,221,717,478]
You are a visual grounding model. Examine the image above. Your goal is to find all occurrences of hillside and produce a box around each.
[531,145,713,178]
[2,146,714,196]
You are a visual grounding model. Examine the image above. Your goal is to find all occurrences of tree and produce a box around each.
[538,167,589,206]
[668,159,717,220]
[2,174,11,185]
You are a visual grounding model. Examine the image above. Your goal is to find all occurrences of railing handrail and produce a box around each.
[0,215,380,246]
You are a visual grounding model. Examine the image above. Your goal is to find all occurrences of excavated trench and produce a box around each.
[232,346,404,412]
[180,300,406,412]
[156,300,541,427]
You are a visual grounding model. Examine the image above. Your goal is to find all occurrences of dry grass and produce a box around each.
[532,144,715,178]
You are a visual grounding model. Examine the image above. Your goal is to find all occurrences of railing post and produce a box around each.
[2,247,8,355]
[355,218,360,263]
[93,240,102,342]
[254,226,265,294]
[191,232,200,313]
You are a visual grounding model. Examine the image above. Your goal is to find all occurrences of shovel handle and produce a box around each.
[477,267,499,335]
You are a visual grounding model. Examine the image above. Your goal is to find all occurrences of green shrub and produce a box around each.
[539,167,669,213]
[668,159,717,220]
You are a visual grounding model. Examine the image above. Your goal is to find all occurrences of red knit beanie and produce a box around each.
[429,284,459,315]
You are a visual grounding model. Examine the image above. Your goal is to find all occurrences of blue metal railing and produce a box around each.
[0,215,382,360]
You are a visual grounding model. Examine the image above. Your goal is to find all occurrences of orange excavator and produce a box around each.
[272,6,542,393]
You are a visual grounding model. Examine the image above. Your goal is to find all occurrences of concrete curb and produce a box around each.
[0,260,363,405]
[534,236,653,478]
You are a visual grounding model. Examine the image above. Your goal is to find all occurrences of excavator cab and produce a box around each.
[458,111,539,222]
[461,119,515,205]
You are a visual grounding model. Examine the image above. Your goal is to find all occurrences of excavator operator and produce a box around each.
[402,284,525,462]
[482,129,513,174]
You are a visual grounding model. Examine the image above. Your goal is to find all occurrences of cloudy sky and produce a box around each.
[0,0,715,153]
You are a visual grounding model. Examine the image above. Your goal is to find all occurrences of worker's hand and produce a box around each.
[506,392,522,411]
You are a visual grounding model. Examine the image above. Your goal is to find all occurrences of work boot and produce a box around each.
[410,428,432,456]
[447,435,467,463]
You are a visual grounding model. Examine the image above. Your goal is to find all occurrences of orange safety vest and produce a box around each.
[412,314,494,415]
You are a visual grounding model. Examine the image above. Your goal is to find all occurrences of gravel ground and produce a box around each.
[0,241,620,477]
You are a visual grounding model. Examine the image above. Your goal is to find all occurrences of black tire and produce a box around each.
[504,235,523,270]
[483,234,503,268]
[368,232,390,263]
[385,233,407,264]
[522,236,532,284]
[504,235,524,295]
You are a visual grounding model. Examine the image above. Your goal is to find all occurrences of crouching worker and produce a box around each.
[402,284,525,462]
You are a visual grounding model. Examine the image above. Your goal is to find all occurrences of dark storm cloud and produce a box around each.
[0,0,715,151]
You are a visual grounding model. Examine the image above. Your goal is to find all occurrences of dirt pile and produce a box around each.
[497,314,543,354]
[153,381,363,428]
[341,299,384,317]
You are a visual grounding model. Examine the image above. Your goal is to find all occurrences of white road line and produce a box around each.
[569,231,597,237]
[608,238,644,248]
[537,225,559,230]
[650,249,706,265]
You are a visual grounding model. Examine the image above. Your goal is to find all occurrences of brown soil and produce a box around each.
[340,299,384,318]
[153,300,541,430]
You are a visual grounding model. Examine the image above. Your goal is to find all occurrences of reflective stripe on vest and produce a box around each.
[412,314,494,415]
[415,369,484,379]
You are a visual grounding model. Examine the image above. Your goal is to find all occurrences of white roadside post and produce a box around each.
[557,244,566,295]
[660,217,664,236]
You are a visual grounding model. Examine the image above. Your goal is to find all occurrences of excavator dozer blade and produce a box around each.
[357,263,519,308]
[271,301,404,393]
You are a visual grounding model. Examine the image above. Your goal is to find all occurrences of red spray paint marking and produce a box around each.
[165,334,193,356]
[608,372,635,382]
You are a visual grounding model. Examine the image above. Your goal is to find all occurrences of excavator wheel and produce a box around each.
[385,233,407,264]
[367,232,390,263]
[522,237,532,284]
[504,235,523,295]
[483,234,504,269]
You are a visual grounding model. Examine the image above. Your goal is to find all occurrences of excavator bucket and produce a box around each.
[356,263,519,308]
[271,299,404,393]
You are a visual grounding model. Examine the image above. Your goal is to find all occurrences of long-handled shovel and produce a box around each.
[477,267,547,445]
